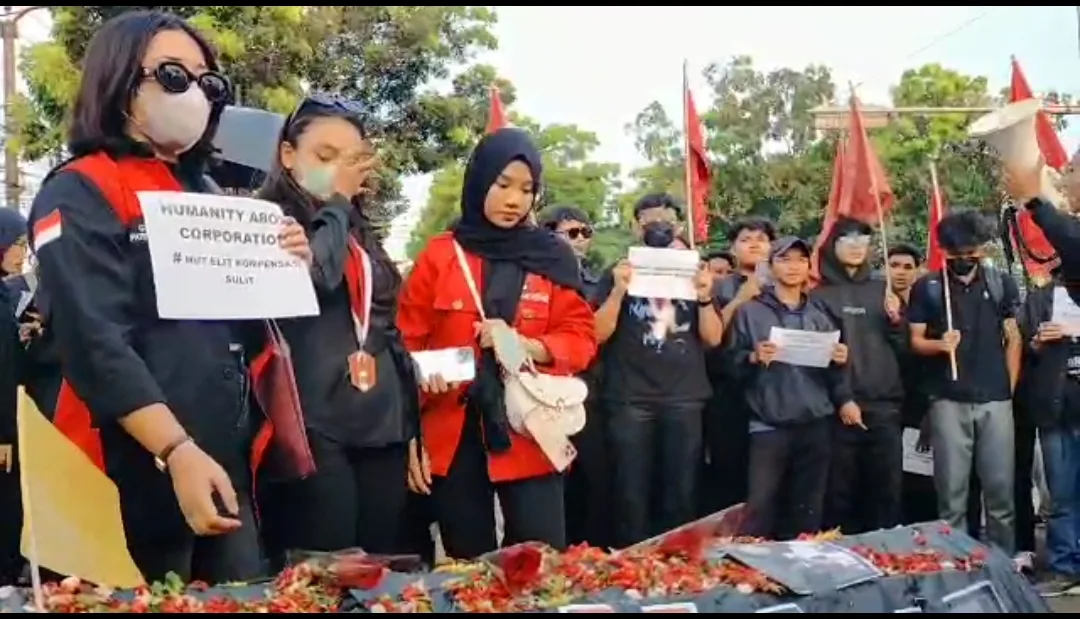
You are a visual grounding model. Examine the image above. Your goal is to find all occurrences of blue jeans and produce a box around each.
[1041,427,1080,576]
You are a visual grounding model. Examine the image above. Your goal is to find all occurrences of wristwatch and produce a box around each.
[154,436,193,472]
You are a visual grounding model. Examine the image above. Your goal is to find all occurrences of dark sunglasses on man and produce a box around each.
[561,226,593,241]
[144,61,232,105]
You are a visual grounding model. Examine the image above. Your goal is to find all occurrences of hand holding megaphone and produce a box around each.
[1002,156,1046,205]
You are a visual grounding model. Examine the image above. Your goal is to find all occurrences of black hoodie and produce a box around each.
[731,286,853,426]
[810,220,906,413]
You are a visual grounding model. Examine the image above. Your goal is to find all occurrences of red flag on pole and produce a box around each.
[1009,57,1065,279]
[683,63,711,246]
[927,164,946,272]
[485,84,507,135]
[838,94,895,225]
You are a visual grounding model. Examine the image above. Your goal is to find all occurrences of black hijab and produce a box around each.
[452,128,582,454]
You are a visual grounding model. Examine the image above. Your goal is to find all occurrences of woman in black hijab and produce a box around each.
[397,128,598,558]
[0,207,25,583]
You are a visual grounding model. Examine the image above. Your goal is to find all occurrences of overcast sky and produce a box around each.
[12,7,1080,259]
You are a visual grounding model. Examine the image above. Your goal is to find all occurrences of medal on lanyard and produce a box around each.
[348,241,377,392]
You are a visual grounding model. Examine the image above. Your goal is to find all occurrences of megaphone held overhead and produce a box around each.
[968,99,1067,208]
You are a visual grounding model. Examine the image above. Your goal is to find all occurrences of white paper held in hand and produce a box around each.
[1051,286,1080,337]
[411,347,476,383]
[137,191,319,320]
[627,246,699,301]
[768,327,840,368]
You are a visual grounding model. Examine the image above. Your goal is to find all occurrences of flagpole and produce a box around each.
[848,83,891,292]
[929,160,959,381]
[683,60,696,250]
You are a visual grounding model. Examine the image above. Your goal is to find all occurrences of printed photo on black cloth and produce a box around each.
[725,541,883,596]
[591,272,710,404]
[941,581,1005,614]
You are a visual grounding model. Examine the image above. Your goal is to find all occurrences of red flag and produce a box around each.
[684,70,711,244]
[1009,57,1064,279]
[485,84,507,135]
[838,95,894,225]
[927,164,946,272]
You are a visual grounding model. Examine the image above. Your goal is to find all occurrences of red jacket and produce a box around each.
[397,232,597,482]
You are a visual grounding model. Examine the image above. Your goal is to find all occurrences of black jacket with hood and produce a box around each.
[731,286,853,426]
[810,218,907,413]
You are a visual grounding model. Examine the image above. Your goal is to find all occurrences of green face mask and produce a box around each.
[294,164,335,201]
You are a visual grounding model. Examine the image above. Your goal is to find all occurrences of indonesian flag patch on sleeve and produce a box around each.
[33,209,62,252]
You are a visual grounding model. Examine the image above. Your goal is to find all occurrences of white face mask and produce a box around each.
[137,86,211,155]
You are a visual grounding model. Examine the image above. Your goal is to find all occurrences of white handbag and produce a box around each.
[451,242,588,440]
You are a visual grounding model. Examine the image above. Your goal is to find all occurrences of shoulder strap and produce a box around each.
[452,241,486,320]
[985,267,1005,308]
[63,153,183,226]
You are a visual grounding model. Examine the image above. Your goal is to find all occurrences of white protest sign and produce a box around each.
[1052,287,1080,337]
[137,191,319,320]
[768,327,840,368]
[627,246,699,301]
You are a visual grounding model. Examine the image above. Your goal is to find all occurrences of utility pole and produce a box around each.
[3,5,18,209]
[1,6,45,210]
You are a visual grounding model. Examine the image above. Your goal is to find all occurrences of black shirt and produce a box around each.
[907,269,1019,404]
[29,161,259,546]
[276,200,412,449]
[593,268,711,404]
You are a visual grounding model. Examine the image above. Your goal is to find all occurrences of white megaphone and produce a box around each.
[968,99,1068,209]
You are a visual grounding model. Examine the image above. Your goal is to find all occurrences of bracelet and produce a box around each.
[154,436,193,473]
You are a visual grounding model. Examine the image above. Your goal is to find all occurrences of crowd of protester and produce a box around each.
[6,7,1080,603]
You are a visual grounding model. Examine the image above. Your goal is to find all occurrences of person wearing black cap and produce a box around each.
[730,236,855,540]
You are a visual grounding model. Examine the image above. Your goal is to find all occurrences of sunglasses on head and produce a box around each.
[289,92,367,124]
[562,227,593,240]
[144,61,231,105]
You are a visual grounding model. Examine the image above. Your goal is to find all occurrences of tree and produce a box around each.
[12,6,508,223]
[618,58,1042,252]
[618,56,836,246]
[874,63,1002,248]
[405,114,620,259]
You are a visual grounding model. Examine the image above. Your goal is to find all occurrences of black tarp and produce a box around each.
[0,522,1050,613]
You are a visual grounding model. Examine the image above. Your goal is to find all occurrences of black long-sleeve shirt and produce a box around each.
[276,198,415,448]
[29,159,256,546]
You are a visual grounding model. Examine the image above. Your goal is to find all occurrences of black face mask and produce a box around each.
[642,222,676,248]
[947,257,979,277]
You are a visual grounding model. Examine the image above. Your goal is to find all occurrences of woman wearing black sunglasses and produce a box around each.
[254,95,421,564]
[26,10,311,583]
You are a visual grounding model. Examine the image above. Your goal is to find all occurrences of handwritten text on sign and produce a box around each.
[137,191,319,320]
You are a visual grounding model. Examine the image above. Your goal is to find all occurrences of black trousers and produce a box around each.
[607,400,704,548]
[702,387,749,514]
[742,418,831,540]
[1014,418,1037,553]
[825,410,903,534]
[432,418,565,560]
[260,434,410,566]
[565,398,610,548]
[128,493,263,584]
[0,456,21,585]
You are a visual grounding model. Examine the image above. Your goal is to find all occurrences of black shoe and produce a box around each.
[1036,574,1079,598]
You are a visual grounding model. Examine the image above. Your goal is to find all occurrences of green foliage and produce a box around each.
[620,58,1018,254]
[404,115,621,259]
[14,6,506,223]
